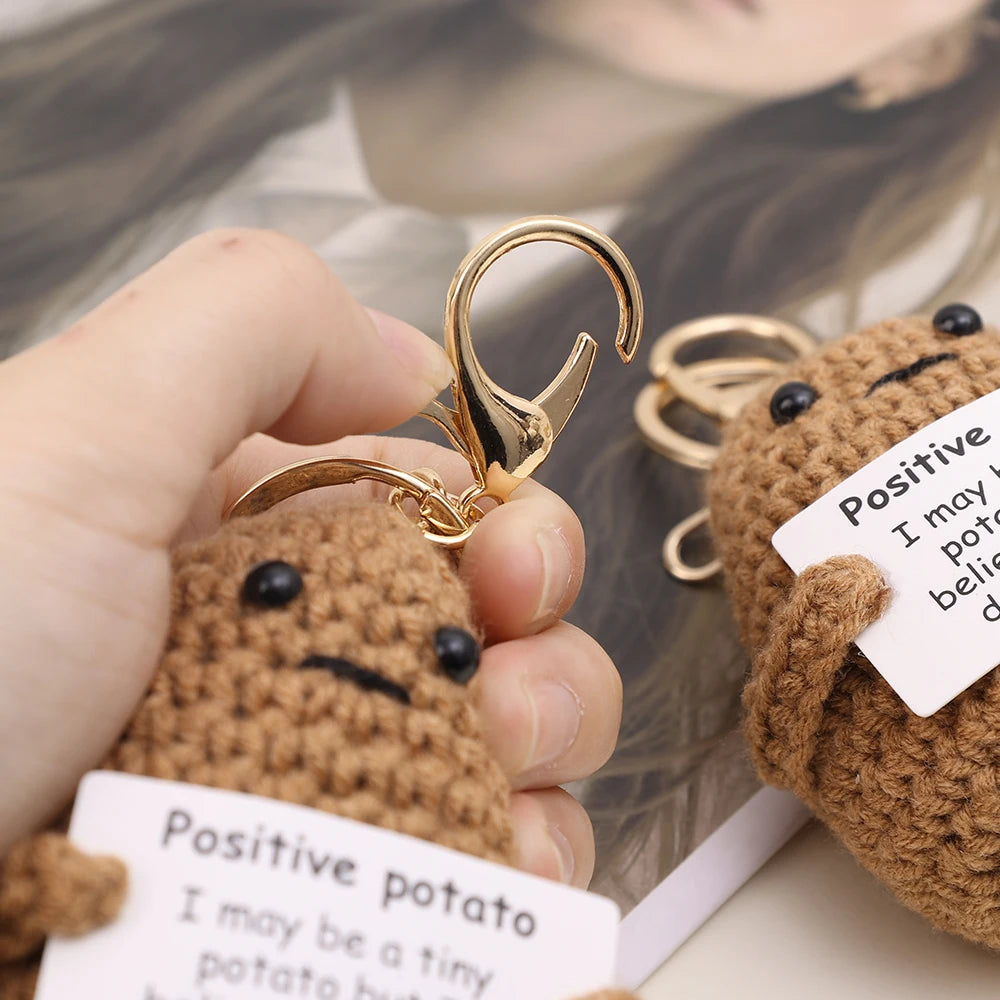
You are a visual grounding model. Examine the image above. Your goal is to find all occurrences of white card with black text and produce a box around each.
[771,388,1000,717]
[35,772,619,1000]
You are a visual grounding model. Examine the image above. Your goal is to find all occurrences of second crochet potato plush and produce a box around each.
[709,305,1000,948]
[0,502,629,1000]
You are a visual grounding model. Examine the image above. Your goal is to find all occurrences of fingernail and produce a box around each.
[524,678,582,772]
[548,824,576,885]
[516,810,576,884]
[531,526,574,626]
[366,307,453,394]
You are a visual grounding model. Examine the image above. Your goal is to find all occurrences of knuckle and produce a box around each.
[179,228,342,315]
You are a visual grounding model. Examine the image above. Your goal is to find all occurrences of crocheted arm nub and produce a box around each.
[0,832,127,963]
[742,554,890,800]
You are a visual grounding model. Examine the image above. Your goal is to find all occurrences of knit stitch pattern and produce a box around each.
[708,314,1000,948]
[0,502,516,996]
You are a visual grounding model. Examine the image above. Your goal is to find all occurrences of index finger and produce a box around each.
[0,228,452,549]
[0,230,453,844]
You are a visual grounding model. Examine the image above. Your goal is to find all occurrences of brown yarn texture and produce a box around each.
[709,314,1000,948]
[0,503,521,996]
[0,501,630,999]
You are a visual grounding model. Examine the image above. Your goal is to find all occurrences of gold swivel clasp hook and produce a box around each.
[228,216,643,546]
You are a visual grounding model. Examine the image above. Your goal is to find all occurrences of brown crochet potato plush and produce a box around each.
[0,502,630,1000]
[708,305,1000,948]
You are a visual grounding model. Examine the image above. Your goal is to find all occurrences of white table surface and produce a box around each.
[638,821,1000,999]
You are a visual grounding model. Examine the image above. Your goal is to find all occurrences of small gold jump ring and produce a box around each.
[662,508,720,582]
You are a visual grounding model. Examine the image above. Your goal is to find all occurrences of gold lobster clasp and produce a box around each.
[228,216,643,547]
[422,216,642,504]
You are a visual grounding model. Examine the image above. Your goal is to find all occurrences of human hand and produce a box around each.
[0,230,621,887]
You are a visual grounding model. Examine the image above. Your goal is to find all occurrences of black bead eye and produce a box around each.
[242,561,303,608]
[933,303,982,337]
[434,627,481,684]
[769,381,818,425]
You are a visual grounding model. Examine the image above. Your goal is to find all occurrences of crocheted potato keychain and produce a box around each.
[700,304,1000,948]
[0,218,642,1000]
[0,504,632,1000]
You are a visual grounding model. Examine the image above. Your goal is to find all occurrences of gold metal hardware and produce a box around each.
[635,314,815,580]
[228,216,644,547]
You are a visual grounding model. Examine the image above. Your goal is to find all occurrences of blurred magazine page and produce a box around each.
[5,0,1000,986]
[616,787,809,988]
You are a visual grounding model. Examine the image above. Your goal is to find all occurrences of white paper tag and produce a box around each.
[771,388,1000,717]
[35,773,619,1000]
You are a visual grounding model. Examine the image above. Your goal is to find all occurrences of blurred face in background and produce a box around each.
[508,0,988,98]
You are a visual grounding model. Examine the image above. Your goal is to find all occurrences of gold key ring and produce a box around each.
[649,314,814,421]
[634,356,788,470]
[227,216,644,547]
[635,313,815,580]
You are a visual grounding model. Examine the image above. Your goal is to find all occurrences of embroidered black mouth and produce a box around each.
[300,655,411,705]
[865,353,958,397]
